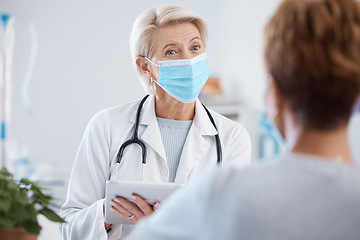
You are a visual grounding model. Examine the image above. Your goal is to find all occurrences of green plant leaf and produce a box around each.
[29,181,42,191]
[31,190,53,208]
[15,191,30,205]
[0,198,11,212]
[40,208,66,223]
[20,178,33,185]
[0,167,66,233]
[0,167,12,177]
[23,220,41,235]
[31,186,44,195]
[24,205,38,221]
[8,201,29,224]
[0,175,7,180]
[7,181,18,191]
[0,215,13,231]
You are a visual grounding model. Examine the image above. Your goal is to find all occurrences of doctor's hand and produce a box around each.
[111,194,161,224]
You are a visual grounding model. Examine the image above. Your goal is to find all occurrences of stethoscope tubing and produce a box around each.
[202,103,222,164]
[116,94,149,164]
[116,95,222,165]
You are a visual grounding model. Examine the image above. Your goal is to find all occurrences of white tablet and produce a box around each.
[104,180,183,224]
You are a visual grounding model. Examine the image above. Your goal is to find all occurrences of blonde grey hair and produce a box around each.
[129,5,208,94]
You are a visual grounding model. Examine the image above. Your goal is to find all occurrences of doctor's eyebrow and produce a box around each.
[161,36,202,52]
[161,43,178,52]
[189,36,201,43]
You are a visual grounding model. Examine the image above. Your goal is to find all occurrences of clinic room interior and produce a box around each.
[1,0,360,239]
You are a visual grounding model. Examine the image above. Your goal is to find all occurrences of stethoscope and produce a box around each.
[117,94,222,165]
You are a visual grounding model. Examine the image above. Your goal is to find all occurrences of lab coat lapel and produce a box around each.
[130,95,167,161]
[175,99,218,183]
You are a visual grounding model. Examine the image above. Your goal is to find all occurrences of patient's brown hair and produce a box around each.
[264,0,360,130]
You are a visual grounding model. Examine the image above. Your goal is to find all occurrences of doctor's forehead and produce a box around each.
[151,23,202,52]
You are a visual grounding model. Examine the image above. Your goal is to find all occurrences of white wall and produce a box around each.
[217,0,282,108]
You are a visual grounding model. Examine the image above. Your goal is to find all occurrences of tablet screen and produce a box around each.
[104,181,183,224]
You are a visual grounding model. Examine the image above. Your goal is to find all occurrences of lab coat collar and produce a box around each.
[129,95,219,137]
[193,98,218,136]
[173,99,219,183]
[130,95,167,160]
[129,95,156,126]
[128,95,219,165]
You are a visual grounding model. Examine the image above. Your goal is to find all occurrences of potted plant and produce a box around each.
[0,167,66,240]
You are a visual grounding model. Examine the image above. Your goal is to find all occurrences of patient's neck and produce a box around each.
[289,126,354,165]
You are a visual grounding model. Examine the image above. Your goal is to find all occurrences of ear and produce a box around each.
[136,56,152,79]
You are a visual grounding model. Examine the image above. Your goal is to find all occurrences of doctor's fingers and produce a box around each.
[153,201,161,211]
[132,194,154,216]
[111,200,139,224]
[113,197,145,222]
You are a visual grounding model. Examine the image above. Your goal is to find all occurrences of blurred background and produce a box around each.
[1,0,359,239]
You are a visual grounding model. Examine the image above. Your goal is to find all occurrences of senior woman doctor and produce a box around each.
[60,4,251,240]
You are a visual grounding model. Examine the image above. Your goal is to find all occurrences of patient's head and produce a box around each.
[263,0,360,134]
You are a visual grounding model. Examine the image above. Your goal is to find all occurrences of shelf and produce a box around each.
[203,101,243,121]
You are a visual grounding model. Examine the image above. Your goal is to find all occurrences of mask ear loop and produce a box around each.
[151,76,162,88]
[145,56,159,93]
[150,76,158,94]
[144,56,159,67]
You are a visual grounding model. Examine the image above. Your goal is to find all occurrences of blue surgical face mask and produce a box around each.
[145,52,211,103]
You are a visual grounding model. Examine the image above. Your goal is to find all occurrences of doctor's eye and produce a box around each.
[192,46,200,51]
[166,50,175,55]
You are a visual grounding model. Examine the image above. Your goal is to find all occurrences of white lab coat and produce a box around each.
[60,95,251,240]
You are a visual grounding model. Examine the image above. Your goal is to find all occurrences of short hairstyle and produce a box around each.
[264,0,360,130]
[129,5,208,94]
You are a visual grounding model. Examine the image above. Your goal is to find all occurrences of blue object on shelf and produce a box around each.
[259,132,280,159]
[258,113,282,160]
[0,122,5,140]
[1,14,10,27]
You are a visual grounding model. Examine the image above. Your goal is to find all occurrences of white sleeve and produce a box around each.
[224,124,252,168]
[127,167,219,240]
[59,112,121,240]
